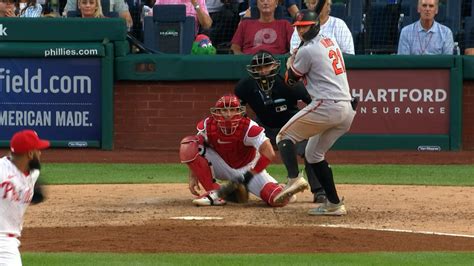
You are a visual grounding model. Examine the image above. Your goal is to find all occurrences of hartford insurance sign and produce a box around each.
[347,69,450,135]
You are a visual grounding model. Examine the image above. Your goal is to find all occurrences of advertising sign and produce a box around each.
[348,69,450,135]
[0,58,101,144]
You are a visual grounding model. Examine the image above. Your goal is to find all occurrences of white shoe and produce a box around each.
[192,191,226,206]
[308,197,347,216]
[273,172,309,204]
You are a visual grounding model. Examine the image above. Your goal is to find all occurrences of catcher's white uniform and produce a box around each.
[0,157,39,266]
[199,117,278,197]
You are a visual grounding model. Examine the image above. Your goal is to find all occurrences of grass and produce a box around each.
[22,252,474,266]
[25,163,473,265]
[40,163,474,186]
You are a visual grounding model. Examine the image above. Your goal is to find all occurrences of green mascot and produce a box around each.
[191,34,217,55]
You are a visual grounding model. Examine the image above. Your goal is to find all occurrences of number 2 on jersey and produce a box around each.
[328,48,346,75]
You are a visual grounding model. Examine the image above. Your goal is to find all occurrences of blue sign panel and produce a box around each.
[0,58,101,142]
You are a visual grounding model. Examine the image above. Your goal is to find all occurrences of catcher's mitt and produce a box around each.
[217,181,249,204]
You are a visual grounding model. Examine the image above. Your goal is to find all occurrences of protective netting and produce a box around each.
[54,0,473,55]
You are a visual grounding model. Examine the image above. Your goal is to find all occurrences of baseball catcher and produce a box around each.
[179,94,293,207]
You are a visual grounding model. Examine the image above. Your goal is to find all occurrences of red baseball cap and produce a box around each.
[10,130,50,154]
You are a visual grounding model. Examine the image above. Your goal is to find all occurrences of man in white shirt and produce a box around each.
[289,0,354,54]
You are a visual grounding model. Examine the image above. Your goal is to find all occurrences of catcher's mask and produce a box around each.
[246,51,281,106]
[293,9,321,42]
[210,94,246,135]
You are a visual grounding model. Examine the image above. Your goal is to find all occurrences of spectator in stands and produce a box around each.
[154,0,213,31]
[16,0,42,17]
[0,0,7,17]
[231,0,293,55]
[397,0,453,55]
[3,0,15,17]
[65,0,133,29]
[205,0,244,47]
[289,0,354,54]
[78,0,105,17]
[244,0,299,19]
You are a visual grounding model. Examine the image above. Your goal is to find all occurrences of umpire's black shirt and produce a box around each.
[234,75,312,129]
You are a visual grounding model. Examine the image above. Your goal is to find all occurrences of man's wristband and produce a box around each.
[252,154,271,173]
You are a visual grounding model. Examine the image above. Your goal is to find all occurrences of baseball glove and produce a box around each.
[31,182,45,204]
[217,181,249,204]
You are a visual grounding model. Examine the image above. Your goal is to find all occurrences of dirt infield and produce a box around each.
[14,149,474,253]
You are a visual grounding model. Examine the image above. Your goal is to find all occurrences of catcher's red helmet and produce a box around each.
[210,94,246,135]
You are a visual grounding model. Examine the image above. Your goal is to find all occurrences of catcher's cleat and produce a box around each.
[273,172,309,204]
[192,191,226,206]
[308,197,347,216]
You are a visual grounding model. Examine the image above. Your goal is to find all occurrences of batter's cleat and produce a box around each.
[289,194,298,203]
[273,172,309,204]
[192,191,226,206]
[308,197,347,216]
[313,191,327,204]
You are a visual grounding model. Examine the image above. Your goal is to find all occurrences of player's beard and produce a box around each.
[28,154,41,171]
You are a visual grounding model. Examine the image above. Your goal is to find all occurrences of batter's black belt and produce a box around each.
[315,99,349,103]
[316,98,359,111]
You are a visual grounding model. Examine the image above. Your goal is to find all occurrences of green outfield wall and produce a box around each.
[0,19,473,151]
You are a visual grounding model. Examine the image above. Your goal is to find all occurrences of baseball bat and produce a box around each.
[314,0,326,16]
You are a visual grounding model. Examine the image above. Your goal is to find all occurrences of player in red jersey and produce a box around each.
[180,94,291,207]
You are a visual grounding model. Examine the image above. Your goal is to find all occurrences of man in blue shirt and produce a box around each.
[397,0,453,55]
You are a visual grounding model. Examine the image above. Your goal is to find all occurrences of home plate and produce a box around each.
[170,216,223,221]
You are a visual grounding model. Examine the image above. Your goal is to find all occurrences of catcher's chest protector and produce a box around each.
[206,118,256,168]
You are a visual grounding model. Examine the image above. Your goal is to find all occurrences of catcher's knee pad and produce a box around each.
[260,182,288,207]
[180,135,205,163]
[180,135,219,191]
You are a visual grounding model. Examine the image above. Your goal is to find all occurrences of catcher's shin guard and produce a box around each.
[180,135,219,191]
[260,182,289,207]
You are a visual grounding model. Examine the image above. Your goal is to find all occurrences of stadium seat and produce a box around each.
[363,2,402,54]
[464,17,474,52]
[346,0,364,53]
[143,5,195,54]
[400,0,416,28]
[331,2,347,21]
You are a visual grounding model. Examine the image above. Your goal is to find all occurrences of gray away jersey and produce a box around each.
[291,34,352,101]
